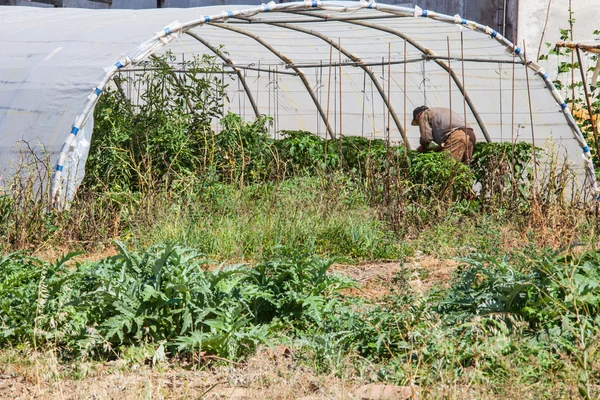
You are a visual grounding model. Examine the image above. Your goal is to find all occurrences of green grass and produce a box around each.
[116,176,409,262]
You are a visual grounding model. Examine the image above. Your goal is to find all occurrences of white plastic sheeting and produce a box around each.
[0,2,596,202]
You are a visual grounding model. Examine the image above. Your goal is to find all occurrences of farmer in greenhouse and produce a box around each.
[412,106,476,165]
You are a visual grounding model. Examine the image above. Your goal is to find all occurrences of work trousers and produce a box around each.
[442,128,476,164]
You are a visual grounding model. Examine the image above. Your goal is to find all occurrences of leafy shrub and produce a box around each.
[438,248,600,397]
[84,52,228,192]
[215,113,275,184]
[276,130,335,173]
[409,151,474,199]
[471,142,536,205]
[0,244,353,361]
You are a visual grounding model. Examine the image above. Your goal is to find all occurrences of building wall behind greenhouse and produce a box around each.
[4,0,598,68]
[1,0,519,43]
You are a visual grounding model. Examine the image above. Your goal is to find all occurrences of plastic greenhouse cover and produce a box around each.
[0,2,595,203]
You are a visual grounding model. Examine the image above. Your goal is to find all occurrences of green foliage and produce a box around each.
[81,51,543,215]
[3,244,600,395]
[409,151,473,199]
[541,26,600,167]
[84,52,228,192]
[437,249,600,397]
[214,113,275,184]
[0,244,352,361]
[471,141,536,206]
[290,247,600,395]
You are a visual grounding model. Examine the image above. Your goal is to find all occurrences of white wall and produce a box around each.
[518,0,599,79]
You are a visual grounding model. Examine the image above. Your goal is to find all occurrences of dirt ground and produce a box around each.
[332,254,458,300]
[0,352,353,400]
[0,256,458,400]
[0,347,420,400]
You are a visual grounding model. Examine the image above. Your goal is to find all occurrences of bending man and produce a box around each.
[412,106,476,165]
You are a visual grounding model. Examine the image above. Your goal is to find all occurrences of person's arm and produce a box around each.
[418,111,432,147]
[417,111,443,152]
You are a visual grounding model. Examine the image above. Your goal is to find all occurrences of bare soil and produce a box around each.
[0,348,355,400]
[333,255,458,300]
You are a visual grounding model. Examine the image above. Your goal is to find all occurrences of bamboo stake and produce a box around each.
[447,37,452,130]
[569,0,575,112]
[339,37,343,170]
[387,42,392,151]
[523,41,539,190]
[325,43,333,165]
[576,47,600,156]
[403,39,408,158]
[556,41,600,54]
[461,32,467,127]
[461,31,468,160]
[510,44,517,208]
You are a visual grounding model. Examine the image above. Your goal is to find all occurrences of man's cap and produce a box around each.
[411,105,429,126]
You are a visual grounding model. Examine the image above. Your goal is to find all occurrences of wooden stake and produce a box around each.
[447,37,452,130]
[569,0,575,112]
[510,47,517,207]
[461,31,467,130]
[387,42,392,150]
[576,47,600,156]
[325,43,333,164]
[523,41,539,189]
[403,39,408,156]
[339,37,343,170]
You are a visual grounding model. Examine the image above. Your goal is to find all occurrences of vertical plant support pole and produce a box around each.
[523,41,539,190]
[325,43,333,165]
[209,22,334,139]
[499,62,503,141]
[403,39,408,161]
[262,21,409,147]
[447,37,453,130]
[387,42,392,151]
[510,50,517,206]
[361,71,366,138]
[576,47,600,155]
[382,58,385,138]
[461,32,468,153]
[569,0,575,112]
[339,37,343,171]
[386,42,392,200]
[460,32,467,125]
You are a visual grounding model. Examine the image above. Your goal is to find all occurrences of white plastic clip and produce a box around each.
[414,5,422,17]
[529,62,542,74]
[156,21,182,44]
[260,0,275,11]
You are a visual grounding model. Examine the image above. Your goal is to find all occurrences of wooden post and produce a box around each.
[339,37,343,170]
[325,43,333,165]
[576,47,600,156]
[510,49,517,207]
[461,32,467,134]
[387,42,392,151]
[523,41,539,189]
[447,37,453,130]
[404,39,408,158]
